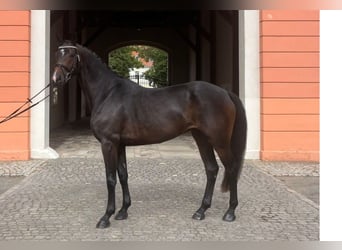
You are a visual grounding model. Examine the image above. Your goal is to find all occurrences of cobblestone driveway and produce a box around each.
[0,126,319,241]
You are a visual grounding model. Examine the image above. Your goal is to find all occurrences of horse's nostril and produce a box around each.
[52,71,58,83]
[52,70,62,84]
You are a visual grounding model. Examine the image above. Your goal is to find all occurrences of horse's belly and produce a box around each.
[120,130,187,146]
[120,97,194,145]
[120,122,191,146]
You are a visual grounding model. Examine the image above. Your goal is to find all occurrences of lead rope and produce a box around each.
[0,83,51,125]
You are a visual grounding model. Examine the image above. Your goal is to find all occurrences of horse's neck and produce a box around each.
[77,48,114,111]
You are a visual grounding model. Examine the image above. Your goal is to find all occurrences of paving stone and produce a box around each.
[0,156,319,240]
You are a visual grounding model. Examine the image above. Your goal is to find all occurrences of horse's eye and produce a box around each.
[59,49,66,56]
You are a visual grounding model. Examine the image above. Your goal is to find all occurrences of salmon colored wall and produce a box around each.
[260,10,320,161]
[0,11,30,160]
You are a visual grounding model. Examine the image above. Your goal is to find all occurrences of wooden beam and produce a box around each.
[195,20,202,80]
[174,28,196,51]
[210,11,217,83]
[232,11,239,95]
[218,11,234,25]
[83,25,108,47]
[190,21,212,42]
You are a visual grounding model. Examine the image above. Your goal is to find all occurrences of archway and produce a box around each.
[41,10,260,159]
[108,44,169,88]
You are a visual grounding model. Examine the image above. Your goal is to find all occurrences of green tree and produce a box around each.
[136,46,168,87]
[108,46,143,78]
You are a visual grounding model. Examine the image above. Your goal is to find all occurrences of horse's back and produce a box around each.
[132,80,235,130]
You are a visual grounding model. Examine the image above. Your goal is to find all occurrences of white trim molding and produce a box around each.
[238,10,261,159]
[30,10,59,159]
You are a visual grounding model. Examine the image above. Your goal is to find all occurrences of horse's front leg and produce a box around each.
[115,145,131,220]
[96,139,119,229]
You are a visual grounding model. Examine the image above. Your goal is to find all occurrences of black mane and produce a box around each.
[80,44,124,79]
[61,40,123,78]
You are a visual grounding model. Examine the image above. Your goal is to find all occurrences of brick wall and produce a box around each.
[0,11,30,160]
[260,10,320,161]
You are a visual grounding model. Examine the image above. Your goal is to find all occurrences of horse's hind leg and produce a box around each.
[191,130,219,220]
[215,146,240,222]
[115,145,131,220]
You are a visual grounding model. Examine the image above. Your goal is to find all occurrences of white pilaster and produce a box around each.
[30,10,59,159]
[238,10,260,159]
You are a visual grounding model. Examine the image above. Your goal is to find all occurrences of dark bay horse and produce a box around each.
[52,41,247,229]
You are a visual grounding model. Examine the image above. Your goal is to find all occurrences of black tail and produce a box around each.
[221,91,247,192]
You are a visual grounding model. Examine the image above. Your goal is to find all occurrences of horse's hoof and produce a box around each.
[222,212,236,222]
[115,210,128,220]
[192,211,205,220]
[96,219,110,229]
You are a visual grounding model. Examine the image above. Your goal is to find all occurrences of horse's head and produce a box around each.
[52,41,80,85]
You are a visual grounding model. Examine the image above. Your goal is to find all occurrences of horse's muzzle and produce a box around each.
[52,67,67,85]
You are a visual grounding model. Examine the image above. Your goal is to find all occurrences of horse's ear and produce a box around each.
[65,38,78,47]
[56,32,63,45]
[70,39,78,46]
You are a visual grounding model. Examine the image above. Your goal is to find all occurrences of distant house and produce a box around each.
[129,50,153,88]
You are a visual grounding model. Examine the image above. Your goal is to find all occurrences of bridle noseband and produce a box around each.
[55,45,80,82]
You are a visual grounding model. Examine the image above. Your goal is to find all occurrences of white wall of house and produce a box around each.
[30,10,59,159]
[239,10,260,159]
[129,67,153,88]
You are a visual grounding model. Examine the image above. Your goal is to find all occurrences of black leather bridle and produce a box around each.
[0,45,81,125]
[55,45,80,83]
